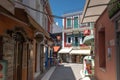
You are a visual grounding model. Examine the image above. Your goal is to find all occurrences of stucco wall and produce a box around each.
[95,9,116,80]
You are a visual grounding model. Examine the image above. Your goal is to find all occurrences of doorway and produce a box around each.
[75,37,78,46]
[14,32,25,80]
[17,42,23,80]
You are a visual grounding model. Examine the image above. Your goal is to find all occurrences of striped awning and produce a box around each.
[81,0,110,23]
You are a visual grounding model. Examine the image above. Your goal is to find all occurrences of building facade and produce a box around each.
[52,23,62,64]
[81,0,120,80]
[94,9,116,80]
[59,11,94,63]
[0,0,54,80]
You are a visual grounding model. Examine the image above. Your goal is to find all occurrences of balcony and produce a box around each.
[72,42,79,47]
[64,26,91,33]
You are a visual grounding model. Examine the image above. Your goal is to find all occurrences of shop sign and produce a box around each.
[108,0,120,18]
[83,56,94,76]
[0,60,8,80]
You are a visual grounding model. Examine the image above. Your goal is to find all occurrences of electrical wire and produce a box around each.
[13,0,64,19]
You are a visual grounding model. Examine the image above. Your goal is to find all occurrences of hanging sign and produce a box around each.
[0,60,7,80]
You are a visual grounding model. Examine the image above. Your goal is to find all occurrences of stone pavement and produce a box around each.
[41,66,56,80]
[41,63,92,80]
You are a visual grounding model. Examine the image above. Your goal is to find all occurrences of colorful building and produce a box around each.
[81,0,120,80]
[59,11,94,63]
[52,23,62,65]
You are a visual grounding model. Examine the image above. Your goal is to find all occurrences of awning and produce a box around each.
[58,48,72,54]
[53,46,60,52]
[81,0,110,23]
[70,49,91,55]
[83,35,94,44]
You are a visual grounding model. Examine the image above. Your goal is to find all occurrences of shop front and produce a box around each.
[70,47,91,63]
[58,48,72,63]
[0,11,34,80]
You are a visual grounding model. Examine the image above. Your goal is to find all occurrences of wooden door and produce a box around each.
[17,42,23,80]
[13,32,25,80]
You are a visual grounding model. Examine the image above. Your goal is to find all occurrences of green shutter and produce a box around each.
[74,17,78,28]
[67,18,71,28]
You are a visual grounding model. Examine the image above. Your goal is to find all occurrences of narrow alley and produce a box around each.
[41,63,90,80]
[1,0,120,80]
[50,63,83,80]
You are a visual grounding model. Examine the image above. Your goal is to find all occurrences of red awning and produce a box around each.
[53,46,60,52]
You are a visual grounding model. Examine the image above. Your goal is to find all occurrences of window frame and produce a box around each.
[67,36,72,44]
[66,17,72,28]
[73,16,79,28]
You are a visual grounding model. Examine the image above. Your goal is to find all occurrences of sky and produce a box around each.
[49,0,86,27]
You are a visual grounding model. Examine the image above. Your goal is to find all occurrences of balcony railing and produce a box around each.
[64,26,91,33]
[72,42,79,47]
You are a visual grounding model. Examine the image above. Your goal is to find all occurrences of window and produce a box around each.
[66,18,72,28]
[98,30,106,68]
[79,37,83,44]
[80,23,87,27]
[75,37,78,43]
[74,16,78,28]
[44,15,48,31]
[67,37,72,43]
[90,22,95,28]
